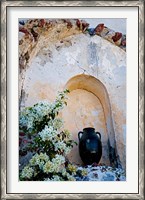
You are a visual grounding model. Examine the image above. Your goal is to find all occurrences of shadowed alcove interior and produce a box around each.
[61,74,117,166]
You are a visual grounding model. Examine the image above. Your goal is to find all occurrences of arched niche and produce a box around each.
[62,74,118,166]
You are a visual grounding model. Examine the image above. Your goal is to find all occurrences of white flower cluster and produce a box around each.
[44,168,77,181]
[20,153,88,181]
[19,101,52,131]
[53,141,71,155]
[33,101,53,117]
[19,90,69,132]
[21,166,34,179]
[48,118,64,130]
[21,153,66,180]
[29,152,49,170]
[43,154,65,174]
[38,125,57,141]
[38,125,72,155]
[64,146,72,155]
[54,141,66,151]
[52,154,65,165]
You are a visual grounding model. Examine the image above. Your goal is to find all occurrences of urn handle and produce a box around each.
[78,131,83,140]
[96,132,101,140]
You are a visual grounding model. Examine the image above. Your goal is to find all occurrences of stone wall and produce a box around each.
[19,19,126,169]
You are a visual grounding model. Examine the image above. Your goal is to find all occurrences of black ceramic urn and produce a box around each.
[78,127,102,165]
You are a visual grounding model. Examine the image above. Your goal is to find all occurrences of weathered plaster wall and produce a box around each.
[19,20,126,169]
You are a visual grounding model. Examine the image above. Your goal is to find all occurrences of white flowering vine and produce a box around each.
[19,89,87,181]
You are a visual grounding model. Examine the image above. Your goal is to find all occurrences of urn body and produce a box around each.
[78,127,102,165]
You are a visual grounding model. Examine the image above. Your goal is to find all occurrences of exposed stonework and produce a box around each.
[19,19,89,105]
[19,19,126,169]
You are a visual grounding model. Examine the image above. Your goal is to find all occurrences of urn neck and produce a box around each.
[83,127,95,134]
